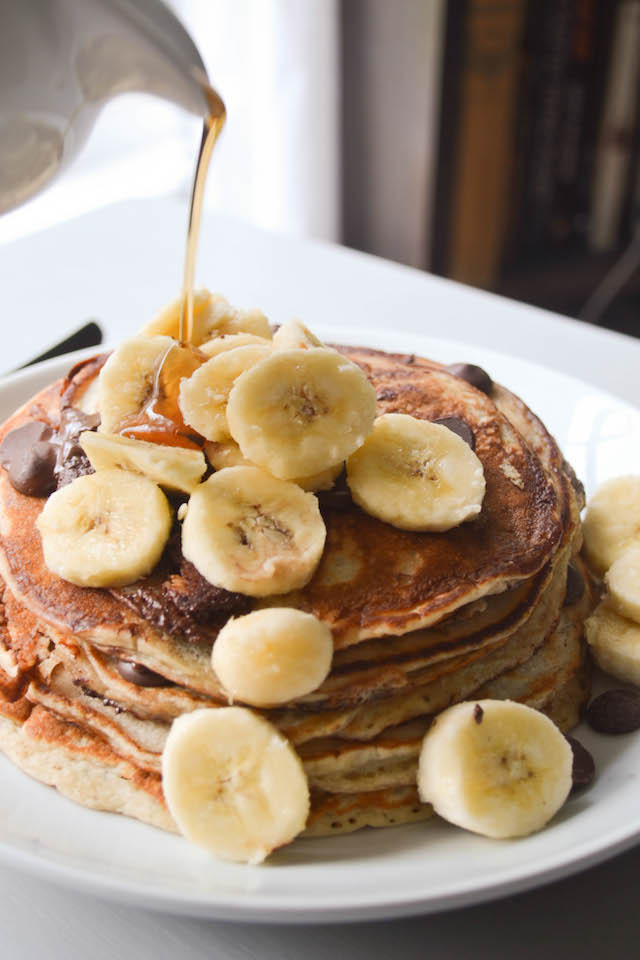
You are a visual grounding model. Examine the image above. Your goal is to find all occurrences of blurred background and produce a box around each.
[2,0,639,335]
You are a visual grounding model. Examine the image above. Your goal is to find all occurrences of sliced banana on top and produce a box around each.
[141,291,272,345]
[585,600,640,685]
[272,319,325,351]
[181,465,326,596]
[204,438,253,471]
[418,700,572,839]
[212,608,333,707]
[80,431,206,494]
[98,335,202,440]
[162,706,310,863]
[199,332,272,358]
[583,475,640,576]
[346,413,486,532]
[204,439,342,492]
[36,469,172,588]
[226,348,377,479]
[178,344,272,442]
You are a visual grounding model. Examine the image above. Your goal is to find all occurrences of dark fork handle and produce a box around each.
[16,321,104,370]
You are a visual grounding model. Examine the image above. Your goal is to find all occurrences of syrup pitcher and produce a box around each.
[0,0,213,213]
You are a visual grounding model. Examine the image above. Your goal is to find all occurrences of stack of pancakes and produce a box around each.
[0,347,593,838]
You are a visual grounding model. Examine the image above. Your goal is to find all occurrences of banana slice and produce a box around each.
[417,700,572,839]
[212,608,333,707]
[199,332,272,358]
[178,344,271,442]
[36,469,171,588]
[98,335,202,436]
[346,413,485,532]
[162,706,309,863]
[293,461,343,493]
[227,348,377,479]
[585,600,640,685]
[204,439,342,492]
[272,319,325,351]
[606,545,640,624]
[142,291,271,344]
[583,475,640,575]
[80,431,206,494]
[204,438,253,471]
[181,465,326,596]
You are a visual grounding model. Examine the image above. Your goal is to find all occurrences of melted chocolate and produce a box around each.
[116,528,251,645]
[116,660,175,688]
[54,407,100,488]
[0,421,58,496]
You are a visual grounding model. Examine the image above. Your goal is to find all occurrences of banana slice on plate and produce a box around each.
[181,465,326,596]
[141,291,272,344]
[227,348,377,479]
[583,475,640,576]
[178,344,271,442]
[199,332,272,358]
[346,413,486,531]
[417,700,572,839]
[212,608,333,707]
[272,319,325,351]
[162,706,309,863]
[606,545,640,623]
[98,336,201,435]
[585,600,640,685]
[36,469,171,588]
[80,431,206,494]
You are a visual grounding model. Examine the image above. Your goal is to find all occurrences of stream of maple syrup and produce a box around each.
[118,85,227,449]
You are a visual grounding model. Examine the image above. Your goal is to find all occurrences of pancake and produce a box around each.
[0,343,593,847]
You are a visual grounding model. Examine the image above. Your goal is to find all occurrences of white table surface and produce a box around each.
[1,197,640,957]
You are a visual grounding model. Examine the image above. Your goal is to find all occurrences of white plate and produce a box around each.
[1,340,639,925]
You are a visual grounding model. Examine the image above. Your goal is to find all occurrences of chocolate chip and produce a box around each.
[566,736,595,790]
[447,363,493,396]
[316,488,354,512]
[586,689,640,734]
[473,703,484,724]
[116,660,175,688]
[433,416,476,450]
[0,421,58,496]
[564,563,585,606]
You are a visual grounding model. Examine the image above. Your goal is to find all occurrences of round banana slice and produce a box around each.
[80,431,206,494]
[585,600,640,685]
[36,469,171,588]
[204,439,342,492]
[141,290,272,344]
[181,465,326,596]
[583,475,640,575]
[98,335,203,438]
[227,348,377,479]
[346,413,486,532]
[199,332,272,358]
[162,706,309,863]
[204,438,253,471]
[272,319,325,351]
[418,700,572,839]
[178,344,271,442]
[212,608,333,707]
[606,545,640,624]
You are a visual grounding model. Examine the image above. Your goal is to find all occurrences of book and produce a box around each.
[442,0,528,288]
[588,0,640,251]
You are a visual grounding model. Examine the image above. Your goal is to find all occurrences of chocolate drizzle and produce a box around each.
[116,527,251,645]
